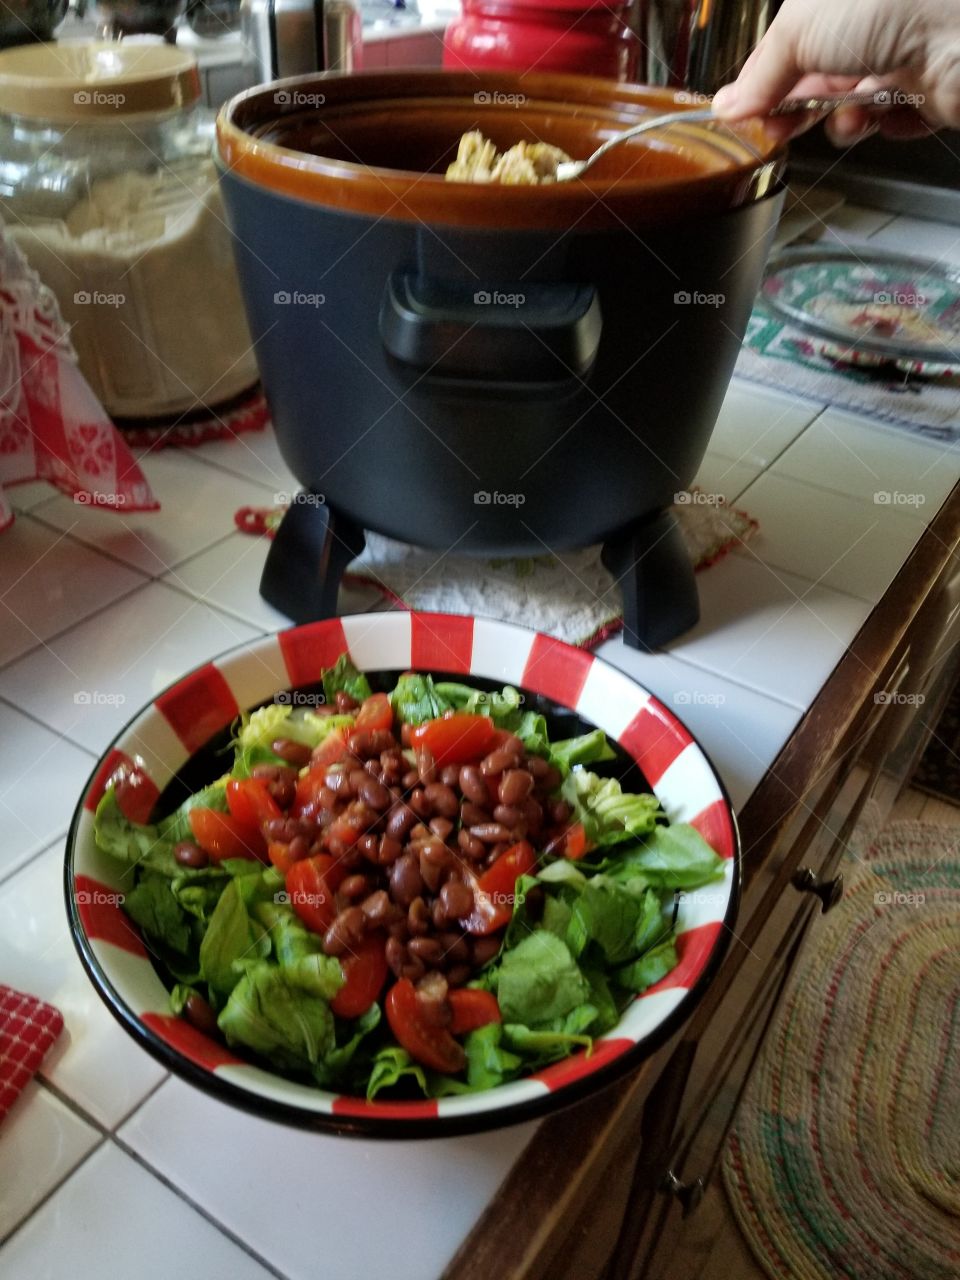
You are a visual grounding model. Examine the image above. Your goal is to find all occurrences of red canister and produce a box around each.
[444,0,640,81]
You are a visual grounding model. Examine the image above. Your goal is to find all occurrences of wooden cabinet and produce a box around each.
[443,483,960,1280]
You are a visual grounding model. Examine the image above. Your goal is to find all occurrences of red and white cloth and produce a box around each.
[0,984,64,1124]
[0,230,158,532]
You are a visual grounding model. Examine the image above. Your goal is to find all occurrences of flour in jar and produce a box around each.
[8,161,259,419]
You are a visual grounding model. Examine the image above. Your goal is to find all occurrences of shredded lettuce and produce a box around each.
[232,704,355,777]
[322,655,372,705]
[561,769,663,847]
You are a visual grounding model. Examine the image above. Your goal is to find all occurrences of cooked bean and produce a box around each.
[270,738,312,767]
[377,834,404,866]
[385,804,415,841]
[416,747,437,786]
[488,841,511,862]
[431,898,447,929]
[493,804,523,828]
[250,762,283,782]
[268,778,295,809]
[440,765,460,787]
[459,765,490,806]
[499,769,534,806]
[174,840,208,869]
[470,822,512,844]
[408,936,443,965]
[182,992,218,1036]
[461,801,492,827]
[401,958,427,982]
[480,748,521,776]
[389,852,424,905]
[356,832,379,860]
[438,932,470,964]
[326,768,354,797]
[401,768,419,789]
[323,906,365,956]
[526,754,552,778]
[388,918,410,941]
[363,757,384,778]
[407,896,430,936]
[429,816,454,842]
[415,988,452,1026]
[409,787,432,819]
[458,828,486,860]
[347,729,396,758]
[348,768,369,793]
[409,822,432,844]
[340,874,371,899]
[287,834,310,862]
[357,774,391,811]
[541,764,563,791]
[264,816,297,842]
[549,798,573,824]
[521,797,544,831]
[361,889,393,925]
[419,848,446,894]
[386,935,407,976]
[439,878,474,920]
[446,964,472,987]
[421,782,456,818]
[471,935,502,967]
[335,690,359,712]
[400,722,414,747]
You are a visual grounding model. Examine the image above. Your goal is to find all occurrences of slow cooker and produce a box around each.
[216,71,786,649]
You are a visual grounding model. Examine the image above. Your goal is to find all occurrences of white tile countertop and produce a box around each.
[1,202,959,1278]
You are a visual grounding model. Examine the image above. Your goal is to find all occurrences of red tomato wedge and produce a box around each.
[409,713,497,767]
[354,692,393,733]
[188,808,266,862]
[385,979,466,1074]
[461,840,537,935]
[285,854,339,934]
[226,777,281,829]
[312,729,349,768]
[561,821,591,860]
[330,933,389,1019]
[294,740,346,816]
[449,989,501,1036]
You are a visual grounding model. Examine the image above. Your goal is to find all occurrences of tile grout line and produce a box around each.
[110,1133,293,1280]
[0,1139,107,1251]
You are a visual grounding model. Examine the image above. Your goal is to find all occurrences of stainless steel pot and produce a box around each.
[240,0,362,81]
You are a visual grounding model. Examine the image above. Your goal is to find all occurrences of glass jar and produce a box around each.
[0,41,259,420]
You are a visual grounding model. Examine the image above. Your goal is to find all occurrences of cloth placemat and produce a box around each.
[0,231,157,533]
[0,985,64,1125]
[236,490,758,648]
[736,287,960,443]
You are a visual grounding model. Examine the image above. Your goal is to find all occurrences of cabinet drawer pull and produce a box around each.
[661,1170,705,1217]
[792,867,844,913]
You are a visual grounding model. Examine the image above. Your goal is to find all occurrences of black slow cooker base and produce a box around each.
[260,491,699,652]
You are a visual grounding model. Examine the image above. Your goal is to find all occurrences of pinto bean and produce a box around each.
[322,907,365,956]
[439,878,474,921]
[459,765,490,806]
[416,747,437,786]
[499,769,534,806]
[389,852,424,905]
[423,782,458,818]
[270,738,312,767]
[174,840,208,869]
[469,822,513,844]
[356,774,391,811]
[480,748,521,776]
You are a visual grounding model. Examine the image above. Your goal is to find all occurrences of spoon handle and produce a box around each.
[771,89,899,114]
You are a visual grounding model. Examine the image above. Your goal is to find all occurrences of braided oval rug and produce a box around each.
[722,818,960,1280]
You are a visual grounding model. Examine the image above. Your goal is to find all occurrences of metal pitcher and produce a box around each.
[240,0,362,81]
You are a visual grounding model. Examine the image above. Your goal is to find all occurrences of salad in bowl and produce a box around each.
[67,614,738,1135]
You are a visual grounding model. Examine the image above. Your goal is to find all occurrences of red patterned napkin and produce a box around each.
[0,231,158,533]
[0,984,64,1124]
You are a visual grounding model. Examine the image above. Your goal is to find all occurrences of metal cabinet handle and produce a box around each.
[661,1170,705,1218]
[792,866,844,913]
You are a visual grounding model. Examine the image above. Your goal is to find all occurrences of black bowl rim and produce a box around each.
[64,617,742,1139]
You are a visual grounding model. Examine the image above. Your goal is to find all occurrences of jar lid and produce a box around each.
[0,40,201,122]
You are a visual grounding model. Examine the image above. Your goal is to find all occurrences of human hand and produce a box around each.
[712,0,960,145]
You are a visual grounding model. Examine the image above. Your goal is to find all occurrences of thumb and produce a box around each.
[712,24,803,118]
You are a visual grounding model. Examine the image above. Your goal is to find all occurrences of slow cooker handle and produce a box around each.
[379,271,602,384]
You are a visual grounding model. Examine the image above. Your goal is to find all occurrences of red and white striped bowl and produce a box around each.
[66,613,739,1137]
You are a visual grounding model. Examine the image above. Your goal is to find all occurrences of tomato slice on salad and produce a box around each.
[385,979,467,1074]
[461,840,537,935]
[409,713,497,767]
[448,989,501,1036]
[226,777,282,830]
[285,854,340,934]
[189,808,266,862]
[330,932,389,1019]
[354,692,393,733]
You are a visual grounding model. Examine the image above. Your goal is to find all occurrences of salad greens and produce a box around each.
[93,661,727,1100]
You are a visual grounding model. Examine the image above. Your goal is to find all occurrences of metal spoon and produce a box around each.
[553,90,890,183]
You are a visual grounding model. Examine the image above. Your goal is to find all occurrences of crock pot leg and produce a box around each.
[259,493,366,623]
[601,511,700,651]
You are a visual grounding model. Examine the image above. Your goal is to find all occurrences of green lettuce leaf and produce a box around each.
[604,824,726,890]
[548,729,616,776]
[366,1046,428,1100]
[462,1022,523,1091]
[123,872,194,956]
[561,769,663,848]
[217,961,336,1070]
[322,655,372,706]
[389,673,451,725]
[565,874,651,965]
[199,876,270,999]
[232,704,356,777]
[614,936,678,993]
[495,931,591,1026]
[94,788,172,870]
[501,1022,593,1064]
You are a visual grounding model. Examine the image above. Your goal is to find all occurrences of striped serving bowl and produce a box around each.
[65,612,739,1137]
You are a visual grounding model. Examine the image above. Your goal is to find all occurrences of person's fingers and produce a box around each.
[711,26,804,117]
[824,105,878,146]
